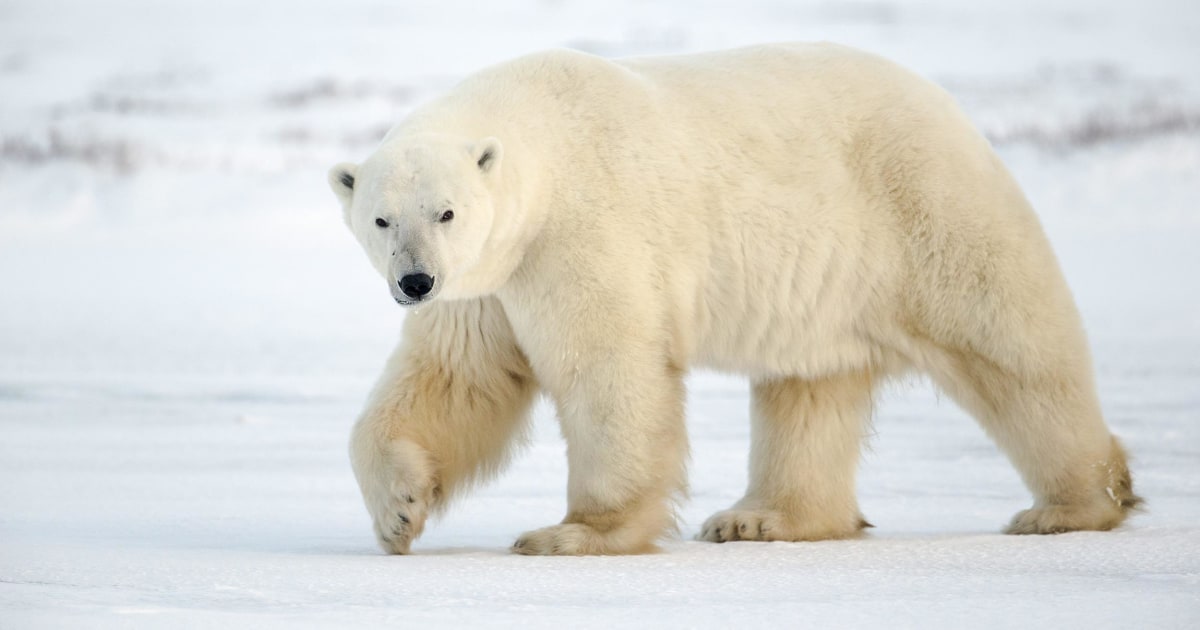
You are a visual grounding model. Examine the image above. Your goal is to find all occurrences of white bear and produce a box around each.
[328,43,1140,555]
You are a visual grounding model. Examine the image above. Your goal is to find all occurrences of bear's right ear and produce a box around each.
[327,162,359,206]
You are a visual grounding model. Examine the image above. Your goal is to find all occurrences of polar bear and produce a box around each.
[328,43,1140,555]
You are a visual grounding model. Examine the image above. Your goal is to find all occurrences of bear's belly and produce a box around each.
[681,215,893,380]
[692,315,881,380]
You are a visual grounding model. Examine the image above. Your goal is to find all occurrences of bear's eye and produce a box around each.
[375,217,388,228]
[440,210,454,223]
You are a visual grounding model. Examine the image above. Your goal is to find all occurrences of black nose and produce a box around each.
[398,273,435,299]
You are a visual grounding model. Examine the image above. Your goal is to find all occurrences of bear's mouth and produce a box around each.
[390,292,436,307]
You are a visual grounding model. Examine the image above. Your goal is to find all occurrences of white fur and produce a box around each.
[329,43,1140,555]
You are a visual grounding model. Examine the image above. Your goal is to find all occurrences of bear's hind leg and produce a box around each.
[699,371,874,543]
[929,352,1141,534]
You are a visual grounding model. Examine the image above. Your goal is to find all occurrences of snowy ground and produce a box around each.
[1,0,1198,627]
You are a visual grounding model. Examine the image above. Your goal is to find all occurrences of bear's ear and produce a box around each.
[472,137,502,174]
[327,162,359,206]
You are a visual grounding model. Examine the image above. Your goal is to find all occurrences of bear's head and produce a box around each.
[328,133,505,306]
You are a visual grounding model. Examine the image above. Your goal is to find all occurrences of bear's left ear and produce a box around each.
[327,162,359,206]
[472,137,502,174]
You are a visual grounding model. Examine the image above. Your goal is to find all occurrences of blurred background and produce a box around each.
[0,1,1198,625]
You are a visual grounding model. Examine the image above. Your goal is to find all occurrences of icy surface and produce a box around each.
[1,1,1198,628]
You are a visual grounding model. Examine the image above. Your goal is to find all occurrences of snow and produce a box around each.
[2,0,1199,627]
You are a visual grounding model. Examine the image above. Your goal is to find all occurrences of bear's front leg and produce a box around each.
[350,431,438,554]
[350,298,538,554]
[512,351,688,555]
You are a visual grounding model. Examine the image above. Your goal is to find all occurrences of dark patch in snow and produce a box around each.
[268,78,413,109]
